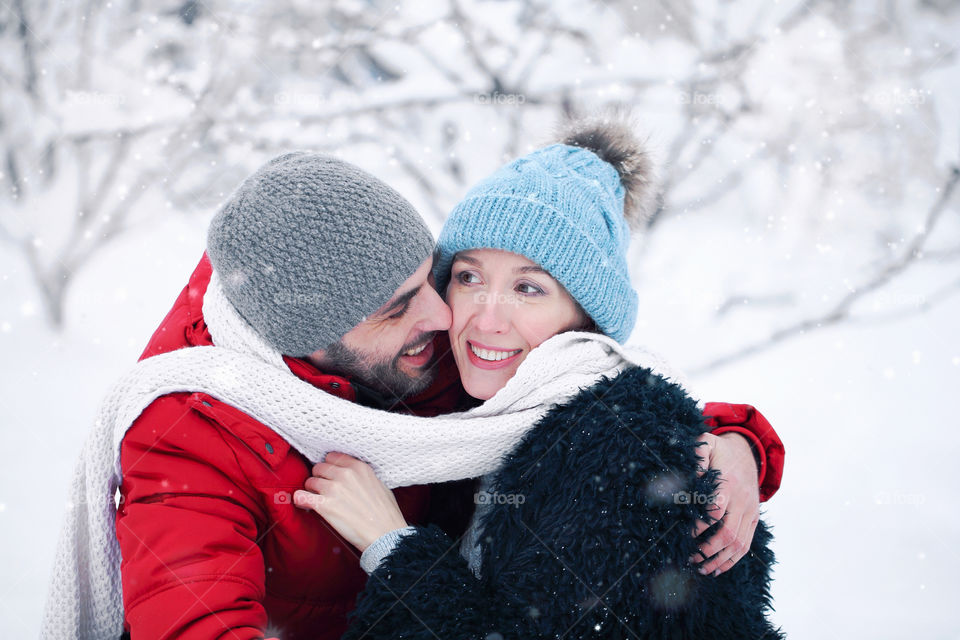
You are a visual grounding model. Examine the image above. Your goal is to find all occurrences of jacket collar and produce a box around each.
[282,355,357,402]
[280,355,399,409]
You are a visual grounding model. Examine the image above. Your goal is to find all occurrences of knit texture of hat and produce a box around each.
[207,152,435,356]
[434,143,637,343]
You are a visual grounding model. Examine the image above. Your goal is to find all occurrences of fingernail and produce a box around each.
[713,569,721,577]
[699,567,709,575]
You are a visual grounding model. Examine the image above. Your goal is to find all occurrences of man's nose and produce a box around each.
[418,284,452,332]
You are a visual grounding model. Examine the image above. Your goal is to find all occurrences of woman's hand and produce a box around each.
[690,432,761,576]
[293,451,408,552]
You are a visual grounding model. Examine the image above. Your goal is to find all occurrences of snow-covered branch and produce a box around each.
[1,0,957,349]
[693,166,960,374]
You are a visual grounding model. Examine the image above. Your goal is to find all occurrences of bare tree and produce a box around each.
[2,0,957,374]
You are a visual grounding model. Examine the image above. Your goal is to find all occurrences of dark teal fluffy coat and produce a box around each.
[343,366,783,639]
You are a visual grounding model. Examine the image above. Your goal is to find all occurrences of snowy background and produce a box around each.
[2,0,959,636]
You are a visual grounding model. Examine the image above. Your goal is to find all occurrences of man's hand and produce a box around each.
[293,452,408,552]
[690,432,760,576]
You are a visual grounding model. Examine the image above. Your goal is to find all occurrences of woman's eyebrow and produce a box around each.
[515,265,548,275]
[454,254,546,275]
[454,254,482,266]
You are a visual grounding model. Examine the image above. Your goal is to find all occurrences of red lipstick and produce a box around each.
[465,340,523,370]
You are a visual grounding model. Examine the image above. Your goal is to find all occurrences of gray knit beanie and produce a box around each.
[206,152,435,357]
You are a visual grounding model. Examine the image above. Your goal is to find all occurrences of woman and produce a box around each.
[295,117,783,638]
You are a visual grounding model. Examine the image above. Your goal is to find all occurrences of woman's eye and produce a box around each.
[456,271,480,285]
[517,282,544,296]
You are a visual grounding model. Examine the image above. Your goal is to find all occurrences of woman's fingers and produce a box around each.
[313,451,367,476]
[293,488,326,512]
[311,461,343,479]
[323,451,361,466]
[303,475,332,495]
[297,452,408,552]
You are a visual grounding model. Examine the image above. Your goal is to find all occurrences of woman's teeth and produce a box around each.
[404,342,428,356]
[469,343,521,362]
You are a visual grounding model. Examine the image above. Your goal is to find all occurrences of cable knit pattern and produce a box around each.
[40,270,688,640]
[434,144,639,343]
[206,152,435,356]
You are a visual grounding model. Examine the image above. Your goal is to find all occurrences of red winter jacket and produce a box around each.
[117,255,784,639]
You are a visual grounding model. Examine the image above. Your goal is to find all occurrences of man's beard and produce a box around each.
[322,335,436,400]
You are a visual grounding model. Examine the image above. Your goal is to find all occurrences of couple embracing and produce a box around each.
[43,114,785,639]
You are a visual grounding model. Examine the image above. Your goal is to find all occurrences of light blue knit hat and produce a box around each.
[435,118,656,343]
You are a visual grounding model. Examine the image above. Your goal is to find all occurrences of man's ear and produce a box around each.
[304,348,327,369]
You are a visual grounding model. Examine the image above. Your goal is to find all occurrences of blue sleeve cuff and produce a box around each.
[360,526,417,574]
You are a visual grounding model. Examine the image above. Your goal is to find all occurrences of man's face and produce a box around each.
[307,257,452,400]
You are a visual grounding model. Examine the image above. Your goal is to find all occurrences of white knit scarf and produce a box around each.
[40,271,686,640]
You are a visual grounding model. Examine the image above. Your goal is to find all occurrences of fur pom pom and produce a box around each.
[559,110,657,229]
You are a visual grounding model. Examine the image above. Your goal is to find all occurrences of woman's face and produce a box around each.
[446,248,588,400]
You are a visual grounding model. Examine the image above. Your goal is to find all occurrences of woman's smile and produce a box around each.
[464,340,524,370]
[447,248,588,400]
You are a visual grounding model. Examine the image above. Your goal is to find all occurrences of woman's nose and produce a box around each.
[473,291,511,333]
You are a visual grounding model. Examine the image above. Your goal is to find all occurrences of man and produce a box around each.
[74,153,781,638]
